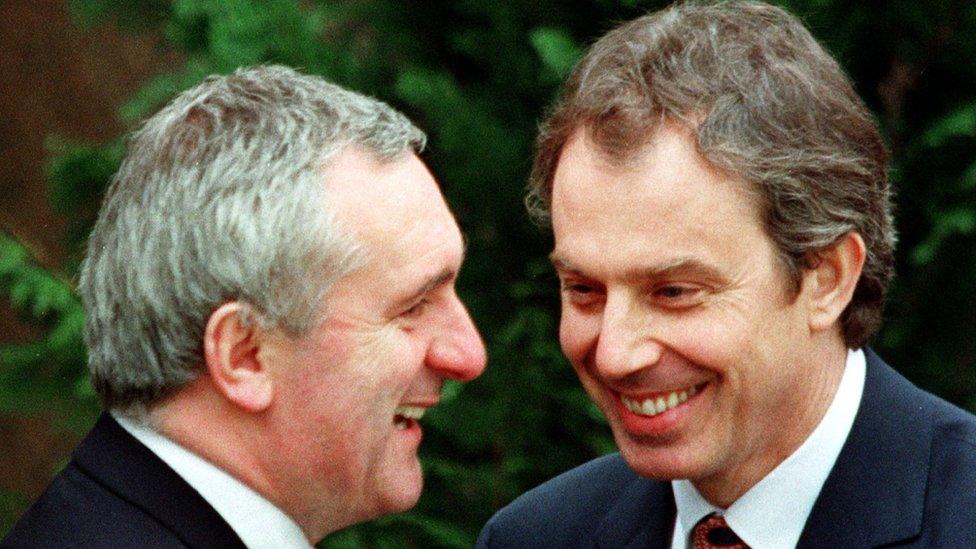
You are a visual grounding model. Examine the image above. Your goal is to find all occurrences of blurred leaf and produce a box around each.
[44,141,123,215]
[923,102,976,148]
[529,27,582,80]
[961,161,976,191]
[911,208,976,265]
[0,489,30,537]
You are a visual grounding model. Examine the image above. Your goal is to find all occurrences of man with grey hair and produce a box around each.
[479,2,976,548]
[4,65,486,548]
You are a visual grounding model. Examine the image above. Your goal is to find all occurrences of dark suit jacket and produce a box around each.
[478,349,976,548]
[2,414,246,549]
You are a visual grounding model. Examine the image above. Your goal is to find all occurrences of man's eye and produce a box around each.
[564,283,592,294]
[656,286,686,298]
[402,298,430,318]
[652,285,703,306]
[560,281,602,306]
[560,281,592,295]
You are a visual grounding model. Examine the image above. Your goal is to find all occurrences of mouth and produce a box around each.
[619,383,703,418]
[393,405,427,430]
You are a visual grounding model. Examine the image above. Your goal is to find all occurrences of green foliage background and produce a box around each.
[2,0,975,546]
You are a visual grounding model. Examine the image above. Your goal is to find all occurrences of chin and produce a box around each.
[614,430,700,482]
[375,463,424,516]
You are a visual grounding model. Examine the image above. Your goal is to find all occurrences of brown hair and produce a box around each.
[529,0,894,348]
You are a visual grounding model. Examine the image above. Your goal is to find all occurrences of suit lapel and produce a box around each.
[73,414,247,549]
[797,349,931,548]
[595,477,675,549]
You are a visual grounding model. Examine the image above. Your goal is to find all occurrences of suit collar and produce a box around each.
[595,476,675,549]
[798,348,931,548]
[73,413,246,549]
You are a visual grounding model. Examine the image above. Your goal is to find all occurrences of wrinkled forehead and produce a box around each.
[553,123,759,202]
[550,124,771,261]
[324,146,462,255]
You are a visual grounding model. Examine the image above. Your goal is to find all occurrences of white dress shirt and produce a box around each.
[670,348,867,549]
[114,414,312,549]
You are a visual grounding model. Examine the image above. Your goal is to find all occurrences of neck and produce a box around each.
[150,377,335,542]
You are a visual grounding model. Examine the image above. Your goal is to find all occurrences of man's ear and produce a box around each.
[804,232,867,334]
[203,302,274,413]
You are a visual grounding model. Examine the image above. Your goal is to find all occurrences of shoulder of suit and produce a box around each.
[877,350,976,465]
[504,452,639,510]
[900,376,976,544]
[869,351,976,535]
[927,389,976,488]
[925,387,976,443]
[2,462,183,548]
[478,453,660,547]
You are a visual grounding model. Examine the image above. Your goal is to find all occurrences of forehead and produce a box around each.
[323,146,464,284]
[550,126,766,273]
[324,147,463,249]
[324,148,456,234]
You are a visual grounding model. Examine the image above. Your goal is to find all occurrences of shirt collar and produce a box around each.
[671,348,866,549]
[114,414,312,549]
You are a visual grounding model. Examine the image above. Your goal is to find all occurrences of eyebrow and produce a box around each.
[398,241,467,307]
[549,253,727,284]
[394,268,453,311]
[414,268,456,300]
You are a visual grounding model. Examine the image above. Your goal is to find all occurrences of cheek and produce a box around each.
[559,309,598,364]
[285,336,396,427]
[660,309,758,374]
[341,325,418,383]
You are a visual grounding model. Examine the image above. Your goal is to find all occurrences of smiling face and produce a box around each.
[262,147,486,537]
[550,125,841,505]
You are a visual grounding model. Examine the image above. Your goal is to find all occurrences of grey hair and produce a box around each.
[530,1,894,348]
[79,65,426,416]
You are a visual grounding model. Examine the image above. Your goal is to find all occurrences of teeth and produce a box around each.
[621,385,700,417]
[394,405,426,420]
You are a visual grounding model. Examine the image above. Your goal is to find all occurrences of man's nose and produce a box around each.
[593,294,662,379]
[426,297,487,381]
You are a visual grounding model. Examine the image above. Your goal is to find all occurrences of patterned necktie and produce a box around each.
[692,513,750,549]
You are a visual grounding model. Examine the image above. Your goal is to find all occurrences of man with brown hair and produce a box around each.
[479,2,976,547]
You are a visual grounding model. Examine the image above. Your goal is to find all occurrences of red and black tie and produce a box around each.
[692,513,750,549]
